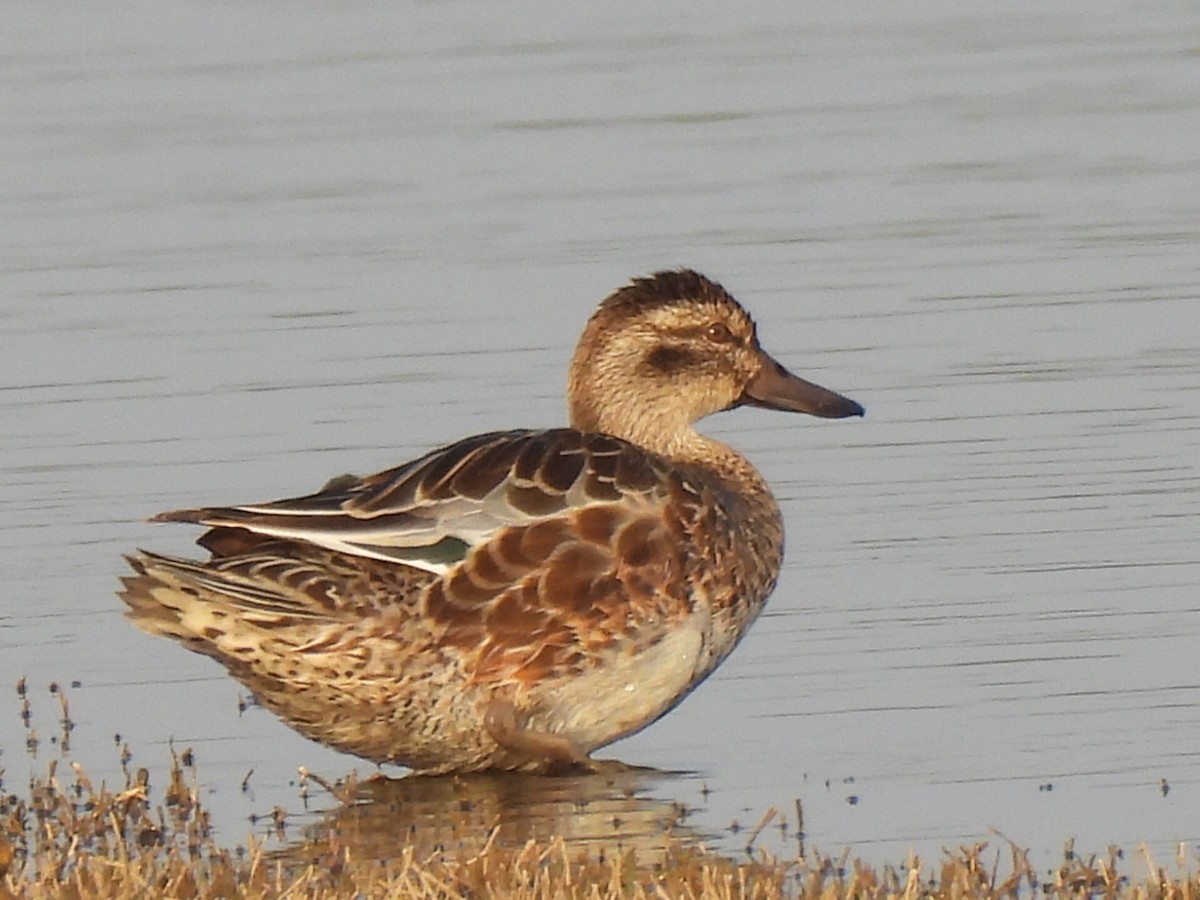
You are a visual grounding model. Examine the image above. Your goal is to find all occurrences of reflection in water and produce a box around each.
[277,768,703,867]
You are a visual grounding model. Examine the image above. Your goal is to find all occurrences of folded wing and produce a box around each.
[154,429,672,574]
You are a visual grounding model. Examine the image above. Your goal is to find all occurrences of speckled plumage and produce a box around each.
[120,270,863,774]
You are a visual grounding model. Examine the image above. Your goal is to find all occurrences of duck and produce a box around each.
[120,269,863,774]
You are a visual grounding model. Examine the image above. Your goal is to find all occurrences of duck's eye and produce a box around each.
[705,322,736,344]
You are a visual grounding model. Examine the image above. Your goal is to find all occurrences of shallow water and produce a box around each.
[3,0,1199,867]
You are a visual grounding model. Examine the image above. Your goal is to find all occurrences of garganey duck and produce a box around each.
[121,270,863,774]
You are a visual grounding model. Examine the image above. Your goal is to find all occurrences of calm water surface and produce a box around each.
[3,0,1199,867]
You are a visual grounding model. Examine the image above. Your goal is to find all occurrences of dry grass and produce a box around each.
[2,683,1199,898]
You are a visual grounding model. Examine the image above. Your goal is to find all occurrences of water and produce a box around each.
[3,0,1199,869]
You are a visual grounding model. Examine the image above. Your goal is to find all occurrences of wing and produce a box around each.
[154,429,671,574]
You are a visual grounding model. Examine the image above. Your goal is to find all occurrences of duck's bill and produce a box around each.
[742,353,865,419]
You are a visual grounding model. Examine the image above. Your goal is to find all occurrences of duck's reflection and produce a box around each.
[277,767,703,865]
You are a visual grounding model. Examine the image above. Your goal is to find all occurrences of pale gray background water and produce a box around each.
[3,0,1199,867]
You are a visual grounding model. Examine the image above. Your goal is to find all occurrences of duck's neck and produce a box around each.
[572,401,772,496]
[671,428,776,503]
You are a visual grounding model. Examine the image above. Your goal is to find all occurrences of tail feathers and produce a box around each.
[119,551,331,710]
[120,552,223,653]
[118,547,437,692]
[119,550,318,649]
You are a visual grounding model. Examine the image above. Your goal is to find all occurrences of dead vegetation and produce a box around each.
[2,682,1198,898]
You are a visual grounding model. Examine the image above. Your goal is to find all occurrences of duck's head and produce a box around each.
[568,270,863,452]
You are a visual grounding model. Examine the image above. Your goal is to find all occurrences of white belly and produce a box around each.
[528,610,710,751]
